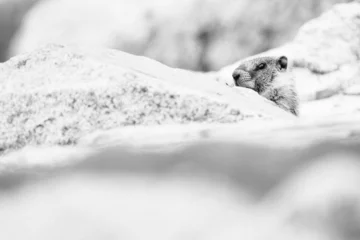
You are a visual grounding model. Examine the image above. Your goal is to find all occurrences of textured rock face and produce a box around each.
[217,2,360,104]
[0,44,293,154]
[8,0,348,71]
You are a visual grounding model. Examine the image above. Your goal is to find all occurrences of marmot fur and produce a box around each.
[232,56,299,116]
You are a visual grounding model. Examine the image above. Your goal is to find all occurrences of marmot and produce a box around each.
[232,56,299,116]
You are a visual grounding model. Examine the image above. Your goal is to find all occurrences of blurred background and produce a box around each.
[1,0,355,71]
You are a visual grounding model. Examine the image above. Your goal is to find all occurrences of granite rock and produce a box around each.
[0,44,293,154]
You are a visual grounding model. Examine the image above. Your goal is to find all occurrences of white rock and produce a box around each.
[0,44,293,154]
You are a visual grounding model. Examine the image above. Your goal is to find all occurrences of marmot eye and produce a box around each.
[256,63,266,70]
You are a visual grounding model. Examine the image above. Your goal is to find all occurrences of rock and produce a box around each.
[0,44,293,154]
[0,128,360,239]
[0,0,38,62]
[8,0,348,71]
[0,173,253,240]
[344,84,360,96]
[264,154,360,240]
[300,94,360,118]
[217,2,360,102]
[77,113,360,152]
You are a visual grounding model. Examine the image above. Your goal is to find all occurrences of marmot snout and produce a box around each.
[232,56,299,116]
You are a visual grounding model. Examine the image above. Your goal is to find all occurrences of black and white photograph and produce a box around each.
[0,0,360,239]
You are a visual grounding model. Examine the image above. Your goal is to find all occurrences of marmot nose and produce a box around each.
[232,70,241,81]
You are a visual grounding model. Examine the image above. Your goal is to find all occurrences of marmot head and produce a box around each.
[232,56,288,93]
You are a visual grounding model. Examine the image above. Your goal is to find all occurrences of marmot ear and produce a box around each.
[277,56,288,71]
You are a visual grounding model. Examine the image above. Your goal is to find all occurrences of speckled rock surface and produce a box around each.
[0,44,293,154]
